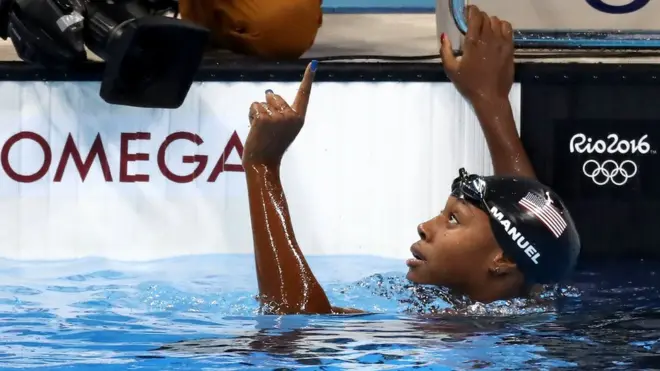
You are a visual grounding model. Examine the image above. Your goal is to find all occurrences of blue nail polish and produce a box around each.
[265,89,273,94]
[310,60,318,72]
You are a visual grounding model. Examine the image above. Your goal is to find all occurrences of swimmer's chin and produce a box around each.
[406,270,416,282]
[405,267,424,283]
[406,255,426,279]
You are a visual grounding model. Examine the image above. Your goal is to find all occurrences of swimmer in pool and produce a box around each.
[241,5,580,314]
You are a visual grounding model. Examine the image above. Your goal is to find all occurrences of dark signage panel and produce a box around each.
[522,70,660,260]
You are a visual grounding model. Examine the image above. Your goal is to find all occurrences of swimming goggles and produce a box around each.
[450,168,489,211]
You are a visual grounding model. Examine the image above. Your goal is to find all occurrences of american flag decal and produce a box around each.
[518,192,567,238]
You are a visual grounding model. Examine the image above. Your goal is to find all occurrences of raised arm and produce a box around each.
[440,6,535,179]
[242,62,333,314]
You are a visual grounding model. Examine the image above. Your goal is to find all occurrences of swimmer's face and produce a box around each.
[406,196,521,299]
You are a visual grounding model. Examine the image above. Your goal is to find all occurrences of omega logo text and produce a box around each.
[0,131,245,183]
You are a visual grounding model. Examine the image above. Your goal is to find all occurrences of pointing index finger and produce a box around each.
[291,60,318,118]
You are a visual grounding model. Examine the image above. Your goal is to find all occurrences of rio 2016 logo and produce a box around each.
[569,133,656,186]
[586,0,650,14]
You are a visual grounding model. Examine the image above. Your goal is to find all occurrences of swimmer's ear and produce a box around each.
[489,253,518,276]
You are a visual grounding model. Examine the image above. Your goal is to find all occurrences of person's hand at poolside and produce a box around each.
[438,5,534,178]
[242,61,317,167]
[439,5,514,107]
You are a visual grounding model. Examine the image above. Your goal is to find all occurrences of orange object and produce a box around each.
[179,0,323,60]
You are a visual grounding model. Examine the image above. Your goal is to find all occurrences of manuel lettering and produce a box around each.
[489,206,540,264]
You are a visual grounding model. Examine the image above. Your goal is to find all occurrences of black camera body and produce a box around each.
[0,0,209,109]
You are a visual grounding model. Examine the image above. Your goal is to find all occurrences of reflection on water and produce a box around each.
[148,308,660,370]
[0,256,659,369]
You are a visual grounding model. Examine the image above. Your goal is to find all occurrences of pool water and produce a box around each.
[1,255,659,370]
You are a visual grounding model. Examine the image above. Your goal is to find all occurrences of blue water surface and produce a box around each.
[0,255,659,370]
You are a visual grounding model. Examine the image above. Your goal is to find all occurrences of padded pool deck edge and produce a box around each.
[0,14,660,66]
[2,60,660,84]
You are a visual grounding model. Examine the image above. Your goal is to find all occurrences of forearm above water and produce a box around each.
[473,98,536,179]
[244,164,332,314]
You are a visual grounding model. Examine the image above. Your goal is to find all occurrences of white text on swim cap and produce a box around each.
[489,206,540,264]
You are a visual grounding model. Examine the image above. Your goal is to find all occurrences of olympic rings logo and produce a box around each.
[582,159,638,186]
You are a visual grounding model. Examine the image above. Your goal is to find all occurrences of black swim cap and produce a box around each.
[451,168,581,284]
